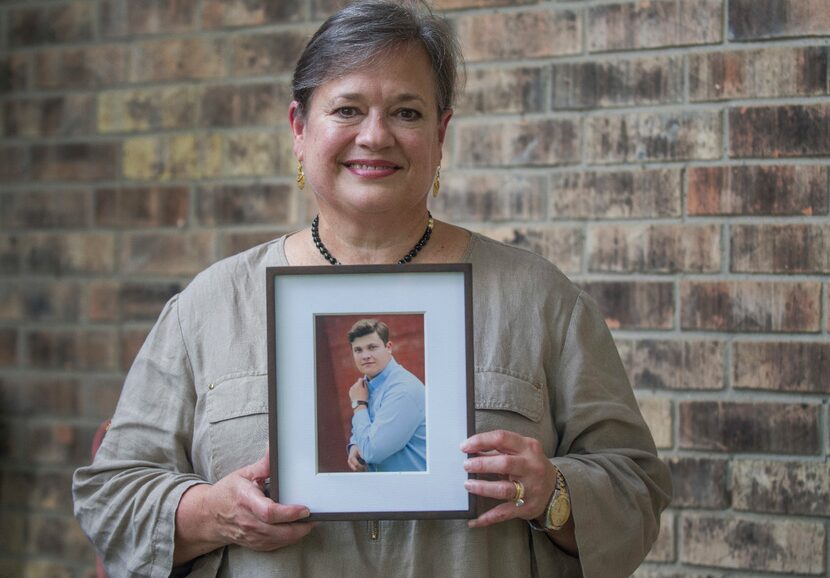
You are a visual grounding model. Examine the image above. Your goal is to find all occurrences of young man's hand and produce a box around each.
[347,445,367,472]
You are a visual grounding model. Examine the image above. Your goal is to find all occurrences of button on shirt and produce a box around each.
[350,357,427,472]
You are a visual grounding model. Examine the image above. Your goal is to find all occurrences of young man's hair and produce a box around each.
[347,319,390,344]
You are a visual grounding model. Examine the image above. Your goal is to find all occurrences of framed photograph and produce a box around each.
[266,264,475,520]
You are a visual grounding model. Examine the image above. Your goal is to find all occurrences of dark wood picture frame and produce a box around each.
[266,264,475,521]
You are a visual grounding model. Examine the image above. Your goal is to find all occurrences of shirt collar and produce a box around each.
[366,356,398,393]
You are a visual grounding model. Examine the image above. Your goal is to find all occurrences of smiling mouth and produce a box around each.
[346,162,401,170]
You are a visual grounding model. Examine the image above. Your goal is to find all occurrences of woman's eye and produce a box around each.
[396,108,422,121]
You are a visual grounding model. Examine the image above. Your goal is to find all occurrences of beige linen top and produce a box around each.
[73,233,672,578]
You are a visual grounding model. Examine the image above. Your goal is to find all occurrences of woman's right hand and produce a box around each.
[173,448,313,565]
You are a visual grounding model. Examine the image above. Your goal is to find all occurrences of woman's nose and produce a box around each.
[355,112,394,150]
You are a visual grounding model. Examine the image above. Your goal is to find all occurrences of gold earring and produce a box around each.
[296,160,305,191]
[432,166,441,198]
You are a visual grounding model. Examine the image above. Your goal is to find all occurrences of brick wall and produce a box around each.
[1,0,828,576]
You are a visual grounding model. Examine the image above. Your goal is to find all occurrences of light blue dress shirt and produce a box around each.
[350,356,427,472]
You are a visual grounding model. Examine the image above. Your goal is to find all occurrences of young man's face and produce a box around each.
[351,332,393,378]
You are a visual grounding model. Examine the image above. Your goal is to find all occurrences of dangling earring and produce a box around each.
[432,166,441,198]
[296,160,305,191]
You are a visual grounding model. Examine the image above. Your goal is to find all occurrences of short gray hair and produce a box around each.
[292,0,463,117]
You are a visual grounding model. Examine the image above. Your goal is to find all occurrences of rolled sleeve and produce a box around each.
[551,292,673,577]
[73,295,205,578]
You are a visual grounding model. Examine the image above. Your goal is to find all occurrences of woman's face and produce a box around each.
[289,44,452,218]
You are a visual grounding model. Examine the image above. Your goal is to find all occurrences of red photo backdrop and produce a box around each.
[315,313,425,473]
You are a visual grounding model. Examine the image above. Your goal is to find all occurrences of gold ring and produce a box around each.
[512,480,525,507]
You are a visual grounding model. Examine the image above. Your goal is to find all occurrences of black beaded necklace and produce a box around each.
[311,212,434,265]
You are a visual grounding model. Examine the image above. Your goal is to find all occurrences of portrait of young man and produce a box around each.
[345,319,427,472]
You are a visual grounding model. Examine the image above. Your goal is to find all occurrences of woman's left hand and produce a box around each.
[461,429,557,528]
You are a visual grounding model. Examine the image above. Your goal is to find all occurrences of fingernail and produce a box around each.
[463,481,473,490]
[463,459,472,470]
[301,509,310,518]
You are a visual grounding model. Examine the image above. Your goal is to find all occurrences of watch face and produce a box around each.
[549,496,571,528]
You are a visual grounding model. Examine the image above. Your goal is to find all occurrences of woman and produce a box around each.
[74,1,672,577]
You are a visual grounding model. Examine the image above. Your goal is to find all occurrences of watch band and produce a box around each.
[529,468,571,532]
[351,400,368,409]
[545,469,570,530]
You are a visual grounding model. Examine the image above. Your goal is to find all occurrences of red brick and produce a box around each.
[231,31,311,77]
[1,469,74,514]
[0,376,80,417]
[123,134,222,181]
[94,186,189,228]
[578,282,674,330]
[733,459,830,517]
[101,0,199,36]
[680,281,821,333]
[733,341,830,394]
[87,280,181,322]
[586,111,721,163]
[202,0,303,28]
[667,457,729,509]
[731,224,830,274]
[617,339,725,390]
[0,146,28,182]
[682,514,825,574]
[475,226,582,274]
[0,329,16,367]
[637,396,671,448]
[588,0,722,52]
[25,330,119,372]
[28,512,96,563]
[35,46,128,89]
[730,104,830,158]
[118,282,179,320]
[200,83,288,127]
[644,512,674,563]
[1,190,91,229]
[98,87,199,133]
[0,235,21,275]
[132,38,226,82]
[21,233,115,275]
[553,56,682,110]
[223,131,294,176]
[433,174,546,222]
[0,54,30,92]
[690,47,828,101]
[3,97,95,137]
[47,95,97,137]
[120,232,214,275]
[21,557,74,578]
[550,170,681,219]
[456,9,580,62]
[9,2,94,47]
[0,510,26,554]
[679,401,821,454]
[196,185,293,226]
[456,119,579,167]
[31,143,119,182]
[588,224,720,273]
[729,0,830,40]
[0,281,81,322]
[456,67,545,115]
[687,165,828,216]
[220,231,284,258]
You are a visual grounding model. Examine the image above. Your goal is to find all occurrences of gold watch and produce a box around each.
[543,469,570,531]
